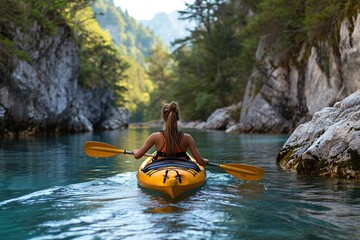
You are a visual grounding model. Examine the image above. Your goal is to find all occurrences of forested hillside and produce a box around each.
[92,0,170,120]
[93,0,165,66]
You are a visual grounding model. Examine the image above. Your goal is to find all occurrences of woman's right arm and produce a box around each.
[187,135,208,166]
[132,133,157,159]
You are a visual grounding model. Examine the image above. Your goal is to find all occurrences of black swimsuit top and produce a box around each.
[154,131,189,159]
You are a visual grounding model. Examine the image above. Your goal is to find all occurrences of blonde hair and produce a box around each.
[162,102,180,154]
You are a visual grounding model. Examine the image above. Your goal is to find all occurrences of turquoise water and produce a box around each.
[0,128,359,239]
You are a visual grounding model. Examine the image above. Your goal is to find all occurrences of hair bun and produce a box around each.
[169,102,177,111]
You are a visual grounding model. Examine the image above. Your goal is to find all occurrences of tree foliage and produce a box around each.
[171,0,250,120]
[92,0,171,121]
[303,0,360,43]
[93,0,165,66]
[121,57,153,120]
[244,0,360,59]
[142,45,176,120]
[73,7,129,90]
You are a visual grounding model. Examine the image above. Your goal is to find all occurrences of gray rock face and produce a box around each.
[99,107,129,130]
[238,13,360,133]
[0,22,129,136]
[277,91,360,179]
[180,103,240,130]
[203,103,240,130]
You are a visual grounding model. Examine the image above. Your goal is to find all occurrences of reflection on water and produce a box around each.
[144,205,185,214]
[0,128,359,239]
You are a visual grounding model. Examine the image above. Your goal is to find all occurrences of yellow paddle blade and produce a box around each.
[218,163,264,181]
[84,141,125,158]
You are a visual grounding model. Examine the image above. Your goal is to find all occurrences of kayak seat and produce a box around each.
[142,158,201,173]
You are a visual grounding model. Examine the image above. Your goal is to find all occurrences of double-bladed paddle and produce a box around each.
[84,141,264,181]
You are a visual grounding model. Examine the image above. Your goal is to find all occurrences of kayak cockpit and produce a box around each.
[137,155,206,199]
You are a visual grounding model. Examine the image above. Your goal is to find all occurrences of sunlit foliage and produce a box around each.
[121,57,154,119]
[73,7,129,90]
[93,0,170,121]
[142,45,176,120]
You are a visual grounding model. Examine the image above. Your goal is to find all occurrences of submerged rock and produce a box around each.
[277,91,360,179]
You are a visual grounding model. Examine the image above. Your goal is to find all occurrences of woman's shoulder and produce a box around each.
[149,132,162,138]
[180,132,193,140]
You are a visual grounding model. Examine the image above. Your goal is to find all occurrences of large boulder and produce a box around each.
[277,90,360,179]
[179,103,241,130]
[99,107,129,130]
[203,103,241,130]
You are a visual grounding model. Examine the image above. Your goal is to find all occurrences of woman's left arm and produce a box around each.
[132,133,156,159]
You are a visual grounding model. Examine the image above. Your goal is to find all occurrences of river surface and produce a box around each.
[0,127,359,240]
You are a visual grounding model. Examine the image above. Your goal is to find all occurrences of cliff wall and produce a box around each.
[0,22,128,136]
[237,14,360,133]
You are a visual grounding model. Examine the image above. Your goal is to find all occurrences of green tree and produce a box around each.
[172,0,250,120]
[122,57,153,121]
[304,0,360,43]
[143,45,175,120]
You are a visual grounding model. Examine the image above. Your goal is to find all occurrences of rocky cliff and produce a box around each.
[0,22,129,136]
[277,90,360,179]
[234,13,360,133]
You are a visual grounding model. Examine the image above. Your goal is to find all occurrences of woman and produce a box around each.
[132,102,208,166]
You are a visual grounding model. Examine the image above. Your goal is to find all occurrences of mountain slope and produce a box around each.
[140,11,194,47]
[93,0,165,66]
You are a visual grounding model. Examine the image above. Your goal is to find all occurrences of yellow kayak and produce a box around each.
[137,154,206,199]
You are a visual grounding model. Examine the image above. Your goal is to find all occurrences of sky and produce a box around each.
[113,0,192,20]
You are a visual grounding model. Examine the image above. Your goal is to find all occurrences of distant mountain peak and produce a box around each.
[153,12,168,18]
[139,11,194,47]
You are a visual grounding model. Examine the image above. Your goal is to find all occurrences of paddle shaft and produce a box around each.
[207,162,221,167]
[208,162,256,175]
[90,147,154,157]
[89,146,132,154]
